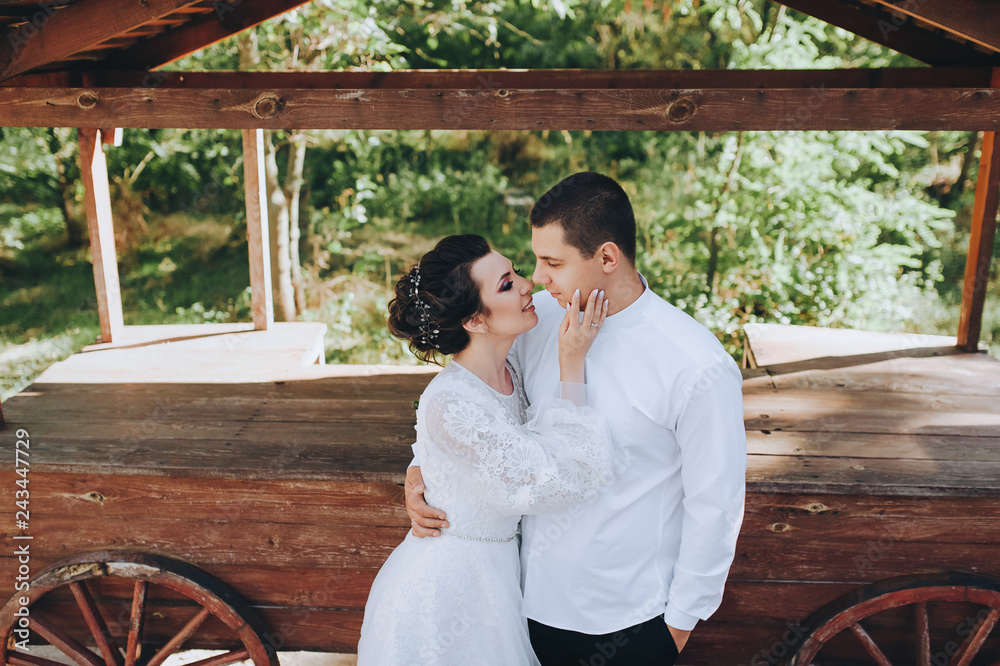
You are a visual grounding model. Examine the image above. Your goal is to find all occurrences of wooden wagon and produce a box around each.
[1,0,1000,663]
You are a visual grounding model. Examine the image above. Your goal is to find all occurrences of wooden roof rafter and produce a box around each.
[776,0,1000,66]
[0,0,210,81]
[862,0,1000,56]
[109,0,314,70]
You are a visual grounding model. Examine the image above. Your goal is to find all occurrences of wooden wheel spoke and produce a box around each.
[916,601,931,666]
[182,649,251,666]
[145,607,212,666]
[30,612,105,666]
[1,552,277,666]
[848,622,894,666]
[124,580,146,666]
[70,581,125,666]
[949,608,1000,666]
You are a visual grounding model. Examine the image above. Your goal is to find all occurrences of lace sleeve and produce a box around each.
[421,386,616,516]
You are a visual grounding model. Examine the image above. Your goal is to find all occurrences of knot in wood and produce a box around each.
[666,96,697,123]
[77,92,99,110]
[85,491,105,504]
[806,502,828,513]
[769,522,791,533]
[496,89,510,98]
[253,94,285,119]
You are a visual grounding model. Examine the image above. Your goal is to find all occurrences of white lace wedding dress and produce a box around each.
[357,357,616,665]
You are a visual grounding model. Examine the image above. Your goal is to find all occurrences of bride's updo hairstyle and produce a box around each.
[388,234,492,364]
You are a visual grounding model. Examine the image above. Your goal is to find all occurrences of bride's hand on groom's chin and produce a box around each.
[405,465,450,537]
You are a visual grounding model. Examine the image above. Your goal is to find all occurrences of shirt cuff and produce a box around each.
[408,446,420,469]
[663,605,700,632]
[558,381,587,407]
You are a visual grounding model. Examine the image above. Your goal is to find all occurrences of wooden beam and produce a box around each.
[3,67,996,90]
[0,0,204,81]
[776,0,998,66]
[866,0,1000,56]
[78,127,124,343]
[1,84,999,131]
[241,128,273,331]
[957,69,1000,351]
[113,0,314,70]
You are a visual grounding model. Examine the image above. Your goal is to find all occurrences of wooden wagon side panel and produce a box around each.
[0,471,408,652]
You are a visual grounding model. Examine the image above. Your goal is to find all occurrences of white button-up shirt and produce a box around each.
[513,276,746,634]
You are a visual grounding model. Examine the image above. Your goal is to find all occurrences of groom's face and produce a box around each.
[530,222,607,309]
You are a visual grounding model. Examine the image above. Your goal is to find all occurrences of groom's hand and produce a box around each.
[405,465,449,537]
[667,625,691,653]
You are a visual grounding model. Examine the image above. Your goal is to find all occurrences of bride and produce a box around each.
[357,234,620,665]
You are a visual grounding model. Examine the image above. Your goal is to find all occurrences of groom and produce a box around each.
[406,171,746,664]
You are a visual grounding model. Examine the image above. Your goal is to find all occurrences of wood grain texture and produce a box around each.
[776,0,999,66]
[0,0,204,81]
[113,0,315,69]
[4,68,995,90]
[957,72,1000,350]
[78,127,124,343]
[0,86,999,131]
[241,128,274,331]
[866,0,1000,54]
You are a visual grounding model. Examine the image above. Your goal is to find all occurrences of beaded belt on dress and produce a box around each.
[440,529,517,544]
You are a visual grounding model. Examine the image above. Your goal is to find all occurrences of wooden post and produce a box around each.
[78,127,125,344]
[241,128,274,330]
[957,68,1000,352]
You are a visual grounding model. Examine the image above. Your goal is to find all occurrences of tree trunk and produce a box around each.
[263,131,297,322]
[49,128,87,247]
[285,132,308,314]
[238,31,296,321]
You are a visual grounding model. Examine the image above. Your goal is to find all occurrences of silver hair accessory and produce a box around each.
[410,264,440,349]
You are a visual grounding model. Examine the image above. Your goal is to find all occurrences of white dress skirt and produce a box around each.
[357,358,618,666]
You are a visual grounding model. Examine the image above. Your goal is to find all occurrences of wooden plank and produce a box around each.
[743,388,1000,437]
[745,454,1000,496]
[78,127,124,343]
[0,437,413,481]
[114,0,314,70]
[747,430,1000,464]
[10,561,383,609]
[740,492,1000,545]
[743,323,959,366]
[2,473,409,526]
[241,128,273,330]
[776,0,998,66]
[0,514,408,568]
[958,69,1000,351]
[866,0,1000,56]
[766,353,1000,396]
[4,67,996,90]
[1,86,1000,131]
[0,0,204,81]
[731,534,1000,582]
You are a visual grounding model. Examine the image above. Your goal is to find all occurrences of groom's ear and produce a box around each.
[597,241,623,274]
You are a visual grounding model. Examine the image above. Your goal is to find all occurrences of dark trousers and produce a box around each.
[528,615,679,666]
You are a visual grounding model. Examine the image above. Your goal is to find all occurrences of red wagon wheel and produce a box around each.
[787,572,1000,666]
[0,550,278,666]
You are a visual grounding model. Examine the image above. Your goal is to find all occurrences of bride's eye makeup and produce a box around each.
[500,266,520,292]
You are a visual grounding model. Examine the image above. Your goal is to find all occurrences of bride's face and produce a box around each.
[469,250,538,337]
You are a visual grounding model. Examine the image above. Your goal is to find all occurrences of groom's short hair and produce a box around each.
[530,172,636,265]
